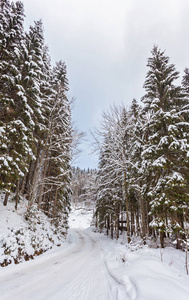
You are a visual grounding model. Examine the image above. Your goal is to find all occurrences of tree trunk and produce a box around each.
[106,215,109,236]
[26,160,35,198]
[110,214,114,239]
[183,212,189,275]
[115,204,120,240]
[28,143,44,208]
[120,210,123,233]
[136,209,140,236]
[28,146,41,203]
[95,212,98,228]
[160,231,165,248]
[15,178,20,210]
[123,169,131,243]
[116,216,119,240]
[3,192,9,206]
[38,151,49,209]
[20,171,27,195]
[131,210,135,236]
[53,187,58,218]
[140,194,146,238]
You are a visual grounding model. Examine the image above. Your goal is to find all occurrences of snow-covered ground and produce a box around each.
[1,204,189,299]
[69,206,94,229]
[0,195,65,266]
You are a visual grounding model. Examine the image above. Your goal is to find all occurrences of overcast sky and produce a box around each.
[19,0,189,169]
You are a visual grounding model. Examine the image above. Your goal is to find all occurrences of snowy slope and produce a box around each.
[0,194,65,266]
[69,206,94,228]
[0,205,189,299]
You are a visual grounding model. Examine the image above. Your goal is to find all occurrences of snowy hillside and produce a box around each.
[69,206,94,228]
[0,194,65,267]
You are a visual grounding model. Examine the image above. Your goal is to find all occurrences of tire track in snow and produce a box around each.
[83,230,132,300]
[0,229,131,300]
[104,257,137,300]
[96,234,137,300]
[81,231,118,300]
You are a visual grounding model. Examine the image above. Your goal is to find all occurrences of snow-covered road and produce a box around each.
[0,228,129,300]
[1,207,189,300]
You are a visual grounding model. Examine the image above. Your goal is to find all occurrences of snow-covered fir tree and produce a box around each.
[0,0,27,204]
[93,47,189,247]
[141,46,189,247]
[39,60,73,232]
[0,0,74,237]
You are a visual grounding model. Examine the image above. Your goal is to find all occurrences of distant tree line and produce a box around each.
[0,0,73,232]
[71,167,97,208]
[94,46,189,248]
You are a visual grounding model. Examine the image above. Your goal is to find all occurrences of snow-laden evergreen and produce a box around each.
[141,46,189,247]
[0,0,73,252]
[0,0,27,195]
[94,46,189,248]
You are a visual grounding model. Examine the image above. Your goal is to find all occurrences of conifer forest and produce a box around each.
[0,0,72,232]
[2,1,189,299]
[0,0,189,251]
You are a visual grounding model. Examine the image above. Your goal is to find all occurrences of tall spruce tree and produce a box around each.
[0,0,74,236]
[24,20,53,207]
[128,99,149,237]
[39,61,72,232]
[0,0,28,204]
[142,46,189,247]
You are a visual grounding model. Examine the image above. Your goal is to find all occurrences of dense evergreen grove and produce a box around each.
[0,0,72,233]
[1,1,189,249]
[94,46,189,248]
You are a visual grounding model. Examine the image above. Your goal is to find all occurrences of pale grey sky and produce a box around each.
[19,0,189,169]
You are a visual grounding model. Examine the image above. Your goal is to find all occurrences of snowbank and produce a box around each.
[94,229,189,300]
[0,194,65,267]
[69,207,189,300]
